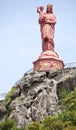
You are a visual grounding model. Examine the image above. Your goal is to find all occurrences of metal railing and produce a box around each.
[64,62,76,69]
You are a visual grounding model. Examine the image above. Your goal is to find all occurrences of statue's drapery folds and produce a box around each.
[37,4,56,52]
[33,4,64,71]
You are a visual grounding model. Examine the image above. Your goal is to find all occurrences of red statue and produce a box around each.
[37,4,56,52]
[33,4,64,71]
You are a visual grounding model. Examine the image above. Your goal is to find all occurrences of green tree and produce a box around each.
[0,119,26,130]
[26,121,39,130]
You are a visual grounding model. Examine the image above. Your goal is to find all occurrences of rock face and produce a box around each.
[0,68,76,127]
[0,100,7,121]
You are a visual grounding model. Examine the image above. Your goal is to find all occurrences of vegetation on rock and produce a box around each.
[26,88,76,130]
[0,88,76,130]
[4,87,16,103]
[0,119,25,130]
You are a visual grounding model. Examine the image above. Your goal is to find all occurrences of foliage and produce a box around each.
[0,119,15,130]
[63,125,76,130]
[58,87,70,103]
[26,88,76,130]
[26,121,39,130]
[5,105,14,119]
[41,116,64,130]
[1,88,76,130]
[4,87,16,103]
[63,88,76,110]
[0,119,26,130]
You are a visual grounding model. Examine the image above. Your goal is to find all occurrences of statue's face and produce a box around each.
[47,6,52,13]
[40,6,44,11]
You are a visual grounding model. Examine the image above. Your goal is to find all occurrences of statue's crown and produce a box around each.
[47,3,53,7]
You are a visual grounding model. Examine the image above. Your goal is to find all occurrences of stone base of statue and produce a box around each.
[33,50,64,71]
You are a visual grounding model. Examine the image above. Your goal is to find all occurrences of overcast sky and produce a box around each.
[0,0,76,98]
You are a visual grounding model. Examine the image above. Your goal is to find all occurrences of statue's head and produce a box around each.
[40,6,44,11]
[46,4,53,13]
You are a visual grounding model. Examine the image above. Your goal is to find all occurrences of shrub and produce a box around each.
[4,87,16,103]
[59,87,70,103]
[0,119,26,130]
[26,121,39,130]
[26,88,76,130]
[0,119,16,130]
[40,116,63,130]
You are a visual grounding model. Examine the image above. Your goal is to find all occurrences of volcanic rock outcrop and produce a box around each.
[0,68,76,127]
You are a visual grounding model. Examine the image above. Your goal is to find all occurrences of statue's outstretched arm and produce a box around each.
[37,7,40,13]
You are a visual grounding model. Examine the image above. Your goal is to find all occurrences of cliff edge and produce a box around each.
[0,68,76,127]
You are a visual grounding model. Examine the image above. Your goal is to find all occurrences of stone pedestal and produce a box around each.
[33,50,64,71]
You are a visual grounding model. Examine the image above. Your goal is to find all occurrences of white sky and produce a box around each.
[0,0,76,97]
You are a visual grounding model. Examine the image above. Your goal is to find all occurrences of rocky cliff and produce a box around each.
[0,68,76,127]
